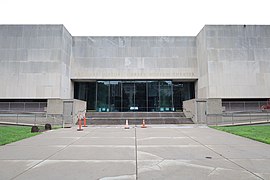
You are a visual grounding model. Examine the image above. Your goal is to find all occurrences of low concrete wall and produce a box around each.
[72,99,86,125]
[0,98,86,127]
[47,99,63,114]
[206,99,222,124]
[0,113,64,126]
[207,99,222,114]
[185,99,270,125]
[183,99,197,123]
[206,112,270,125]
[183,98,222,124]
[47,99,86,126]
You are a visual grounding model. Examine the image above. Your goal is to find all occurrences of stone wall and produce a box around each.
[196,28,209,98]
[47,98,86,126]
[0,25,72,99]
[201,25,270,98]
[71,37,198,80]
[1,24,270,102]
[183,99,197,122]
[183,98,222,124]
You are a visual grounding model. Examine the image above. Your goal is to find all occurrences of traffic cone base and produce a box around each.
[124,120,130,129]
[83,116,88,127]
[77,118,83,131]
[141,120,147,128]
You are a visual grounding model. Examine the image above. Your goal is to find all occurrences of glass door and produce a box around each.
[147,81,159,112]
[110,81,122,112]
[122,81,147,111]
[135,81,147,111]
[159,81,173,111]
[122,82,135,111]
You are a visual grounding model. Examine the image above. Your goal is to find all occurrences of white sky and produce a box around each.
[0,0,269,36]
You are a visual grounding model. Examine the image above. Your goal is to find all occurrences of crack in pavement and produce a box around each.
[10,128,97,180]
[177,128,265,180]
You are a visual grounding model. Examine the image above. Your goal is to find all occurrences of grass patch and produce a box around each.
[0,126,40,146]
[211,125,270,144]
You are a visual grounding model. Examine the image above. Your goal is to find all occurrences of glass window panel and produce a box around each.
[173,82,195,111]
[74,82,96,110]
[148,81,159,112]
[160,81,173,111]
[110,81,121,112]
[74,80,195,112]
[122,82,135,111]
[87,82,96,110]
[173,82,184,111]
[97,81,110,112]
[135,81,147,111]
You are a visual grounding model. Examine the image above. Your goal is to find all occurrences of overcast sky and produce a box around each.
[0,0,269,36]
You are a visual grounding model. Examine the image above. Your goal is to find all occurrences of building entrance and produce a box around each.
[74,80,195,112]
[122,82,147,112]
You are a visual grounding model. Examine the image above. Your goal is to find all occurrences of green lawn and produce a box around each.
[211,125,270,144]
[0,126,40,146]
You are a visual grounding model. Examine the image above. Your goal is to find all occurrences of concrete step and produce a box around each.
[84,112,193,125]
[83,118,193,125]
[86,112,186,118]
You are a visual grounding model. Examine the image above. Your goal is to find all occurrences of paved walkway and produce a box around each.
[0,125,270,180]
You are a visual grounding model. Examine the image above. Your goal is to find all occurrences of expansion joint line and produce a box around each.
[11,128,96,180]
[134,126,138,180]
[179,130,264,180]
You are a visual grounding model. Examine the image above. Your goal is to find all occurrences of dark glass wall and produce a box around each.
[173,82,195,111]
[122,82,135,111]
[159,81,173,111]
[110,81,122,112]
[135,82,147,111]
[148,81,159,112]
[74,82,96,110]
[74,80,195,112]
[97,81,110,112]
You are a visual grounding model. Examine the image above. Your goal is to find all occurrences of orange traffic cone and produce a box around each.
[124,119,130,129]
[141,119,147,128]
[77,117,83,131]
[83,116,88,127]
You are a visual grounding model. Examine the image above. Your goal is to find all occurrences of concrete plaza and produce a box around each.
[0,125,270,180]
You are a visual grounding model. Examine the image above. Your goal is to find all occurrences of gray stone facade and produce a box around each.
[0,24,269,100]
[197,25,270,98]
[71,37,197,80]
[0,25,72,99]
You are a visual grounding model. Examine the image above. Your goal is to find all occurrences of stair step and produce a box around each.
[84,119,193,125]
[83,112,193,125]
[86,112,186,117]
[90,117,190,120]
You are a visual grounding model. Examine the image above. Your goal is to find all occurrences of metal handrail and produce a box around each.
[206,110,269,126]
[0,112,64,127]
[222,101,269,112]
[0,102,47,112]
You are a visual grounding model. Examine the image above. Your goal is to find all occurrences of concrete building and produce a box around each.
[0,25,269,116]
